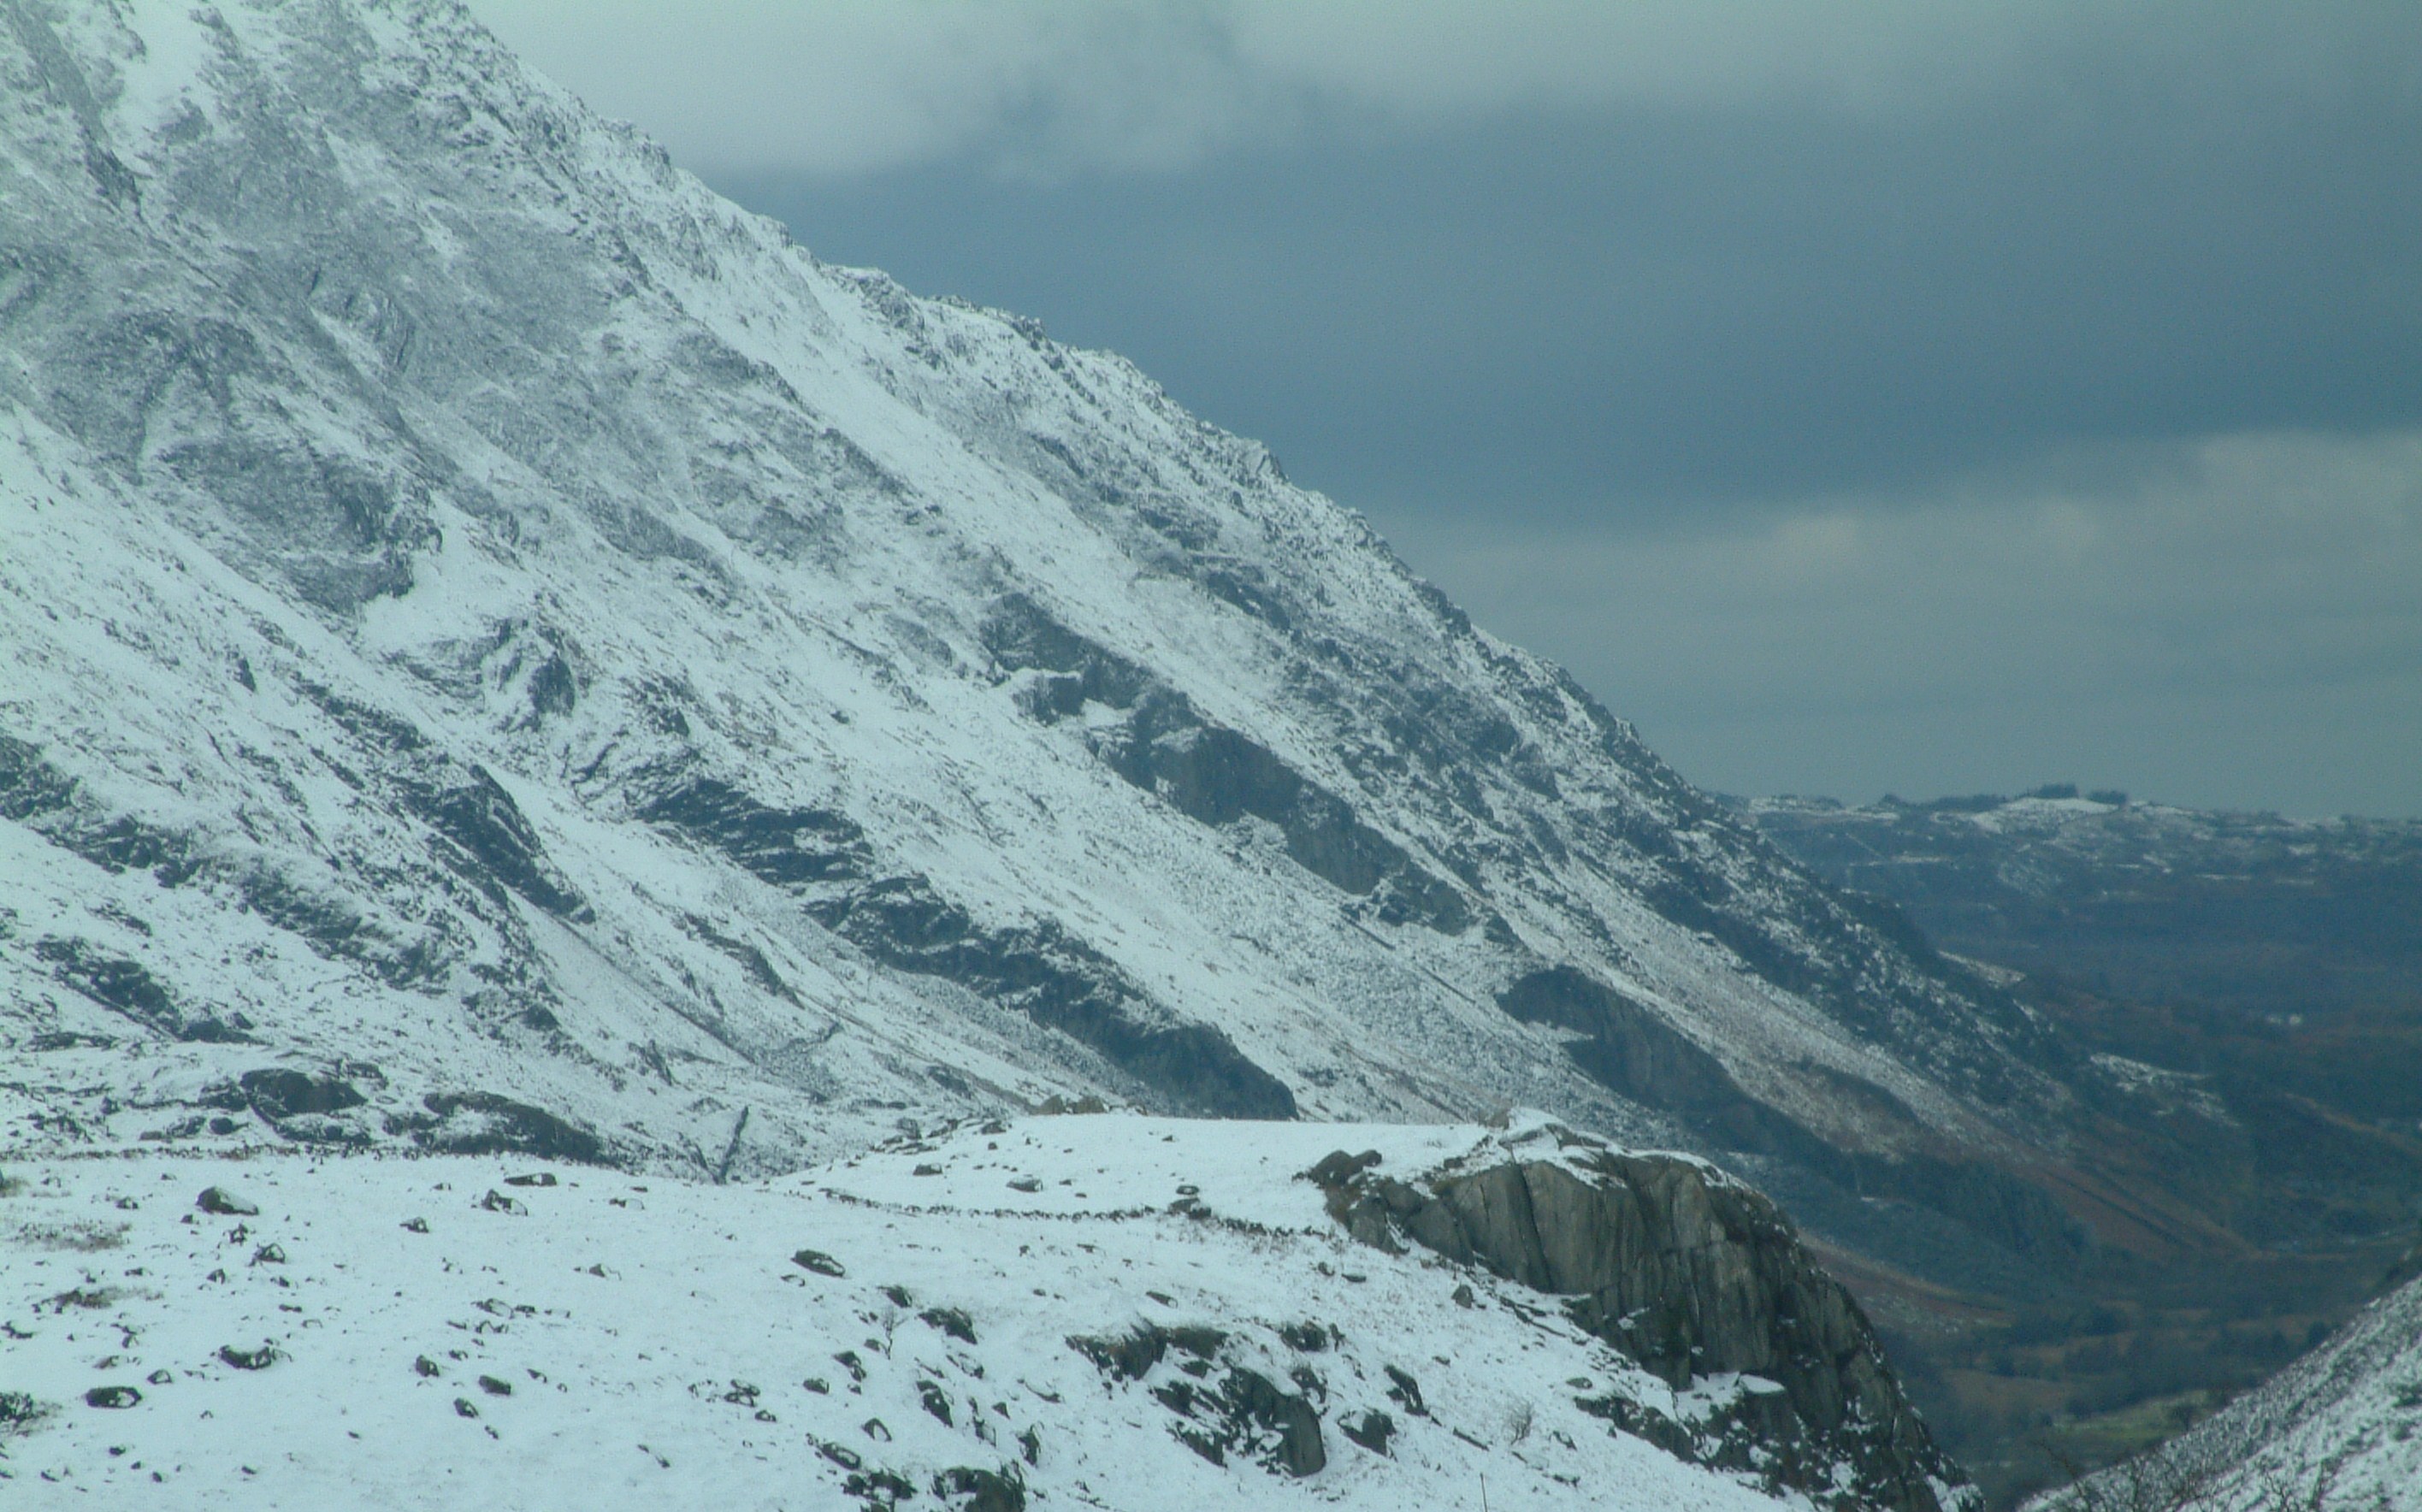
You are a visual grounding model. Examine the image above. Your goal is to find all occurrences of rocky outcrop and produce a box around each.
[1068,1323,1326,1478]
[1309,1137,1973,1512]
[985,594,1474,934]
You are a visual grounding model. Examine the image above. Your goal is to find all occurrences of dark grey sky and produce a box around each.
[472,2,2422,818]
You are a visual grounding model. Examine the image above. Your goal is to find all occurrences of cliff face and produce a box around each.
[1313,1130,1968,1512]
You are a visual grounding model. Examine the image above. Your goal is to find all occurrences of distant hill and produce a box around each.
[1746,788,2422,1031]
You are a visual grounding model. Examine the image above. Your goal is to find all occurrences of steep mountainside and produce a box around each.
[2031,1258,2422,1512]
[0,0,2117,1296]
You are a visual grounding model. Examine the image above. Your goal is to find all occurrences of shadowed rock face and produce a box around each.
[1312,1143,1969,1512]
[985,594,1473,934]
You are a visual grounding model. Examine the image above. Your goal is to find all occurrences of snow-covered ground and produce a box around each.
[2,1113,1805,1510]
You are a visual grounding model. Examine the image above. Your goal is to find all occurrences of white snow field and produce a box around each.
[6,1114,1818,1511]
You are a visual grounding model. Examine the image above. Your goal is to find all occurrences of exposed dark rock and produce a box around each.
[83,1385,140,1409]
[0,733,76,822]
[413,1091,604,1163]
[239,1067,363,1121]
[1340,1409,1394,1454]
[792,1248,846,1278]
[1221,1367,1326,1477]
[1068,1324,1229,1383]
[235,868,444,991]
[0,735,203,886]
[986,597,1470,934]
[815,1439,861,1470]
[409,765,586,918]
[29,1031,115,1052]
[809,876,1294,1119]
[932,1465,1025,1512]
[637,765,1292,1119]
[681,913,800,1002]
[844,1468,913,1503]
[35,937,183,1038]
[1498,967,1774,1142]
[982,593,1155,715]
[637,777,872,887]
[196,1186,258,1216]
[217,1344,281,1370]
[920,1306,977,1344]
[524,654,576,722]
[1305,1149,1382,1188]
[1309,1142,1970,1512]
[1277,1321,1333,1353]
[1069,1325,1322,1478]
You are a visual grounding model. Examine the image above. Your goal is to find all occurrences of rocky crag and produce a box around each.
[1313,1125,1964,1511]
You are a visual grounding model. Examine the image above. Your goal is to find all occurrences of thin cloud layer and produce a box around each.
[1385,428,2422,816]
[467,1,2402,177]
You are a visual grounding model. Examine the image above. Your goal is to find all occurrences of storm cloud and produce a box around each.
[471,2,2422,817]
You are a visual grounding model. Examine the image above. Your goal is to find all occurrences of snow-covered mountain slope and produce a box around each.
[2030,1261,2422,1512]
[0,1113,1976,1510]
[0,0,2084,1225]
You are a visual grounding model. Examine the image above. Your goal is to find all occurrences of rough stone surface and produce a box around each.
[1314,1143,1966,1512]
